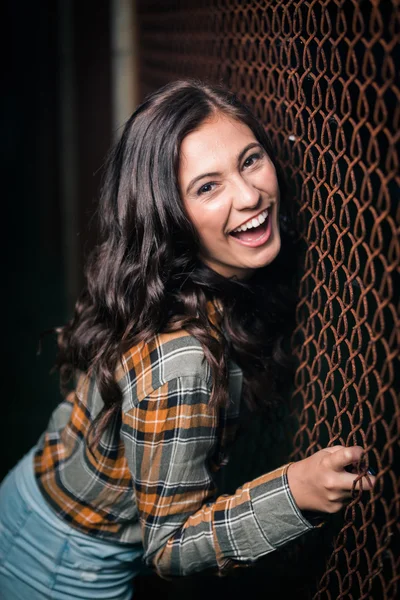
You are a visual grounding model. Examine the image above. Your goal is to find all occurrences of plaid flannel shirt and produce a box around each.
[34,315,317,577]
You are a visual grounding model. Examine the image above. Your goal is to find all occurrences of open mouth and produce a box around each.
[229,208,272,247]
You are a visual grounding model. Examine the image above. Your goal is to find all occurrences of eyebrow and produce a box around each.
[185,142,263,194]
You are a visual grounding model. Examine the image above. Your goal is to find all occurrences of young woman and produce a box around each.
[0,80,375,599]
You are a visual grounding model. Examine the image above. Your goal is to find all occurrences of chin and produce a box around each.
[254,239,281,269]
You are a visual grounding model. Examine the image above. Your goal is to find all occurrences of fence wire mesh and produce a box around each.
[136,1,400,598]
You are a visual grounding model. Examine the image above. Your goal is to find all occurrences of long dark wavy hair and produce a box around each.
[56,79,299,443]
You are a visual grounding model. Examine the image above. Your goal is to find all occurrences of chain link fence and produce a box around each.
[136,1,400,597]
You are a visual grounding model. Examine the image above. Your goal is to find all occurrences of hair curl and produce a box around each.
[55,79,299,444]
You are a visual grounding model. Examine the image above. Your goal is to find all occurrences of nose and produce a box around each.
[231,175,260,211]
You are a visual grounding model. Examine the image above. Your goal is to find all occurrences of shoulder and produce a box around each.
[117,329,212,411]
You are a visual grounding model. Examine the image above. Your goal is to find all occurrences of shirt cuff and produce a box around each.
[249,463,317,552]
[283,463,326,528]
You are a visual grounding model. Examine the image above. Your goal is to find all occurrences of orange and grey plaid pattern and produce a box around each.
[34,323,317,576]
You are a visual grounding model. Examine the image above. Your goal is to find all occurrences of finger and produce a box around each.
[345,463,377,476]
[327,446,364,472]
[353,472,376,491]
[322,446,346,454]
[339,471,376,491]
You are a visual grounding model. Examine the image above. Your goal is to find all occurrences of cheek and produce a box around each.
[187,199,230,237]
[254,163,279,192]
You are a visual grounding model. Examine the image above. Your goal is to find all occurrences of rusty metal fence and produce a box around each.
[136,1,400,598]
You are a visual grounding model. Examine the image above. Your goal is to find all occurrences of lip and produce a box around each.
[228,205,272,234]
[230,209,273,248]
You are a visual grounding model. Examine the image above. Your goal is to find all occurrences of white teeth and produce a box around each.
[231,208,269,233]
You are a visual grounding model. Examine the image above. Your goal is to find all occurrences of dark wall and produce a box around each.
[2,1,65,478]
[73,0,113,283]
[2,1,112,479]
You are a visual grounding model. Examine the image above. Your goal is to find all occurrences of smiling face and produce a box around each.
[178,113,281,279]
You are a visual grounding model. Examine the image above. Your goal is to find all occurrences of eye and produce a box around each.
[242,152,263,169]
[197,182,216,196]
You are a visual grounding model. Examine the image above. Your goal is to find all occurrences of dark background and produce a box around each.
[3,0,112,479]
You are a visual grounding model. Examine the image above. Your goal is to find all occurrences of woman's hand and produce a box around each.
[287,446,376,514]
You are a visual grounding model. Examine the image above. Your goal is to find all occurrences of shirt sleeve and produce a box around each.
[120,375,317,578]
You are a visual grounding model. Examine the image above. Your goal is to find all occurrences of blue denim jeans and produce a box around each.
[0,450,144,599]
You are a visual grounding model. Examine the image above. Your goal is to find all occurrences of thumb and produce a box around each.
[327,446,364,472]
[322,445,346,454]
